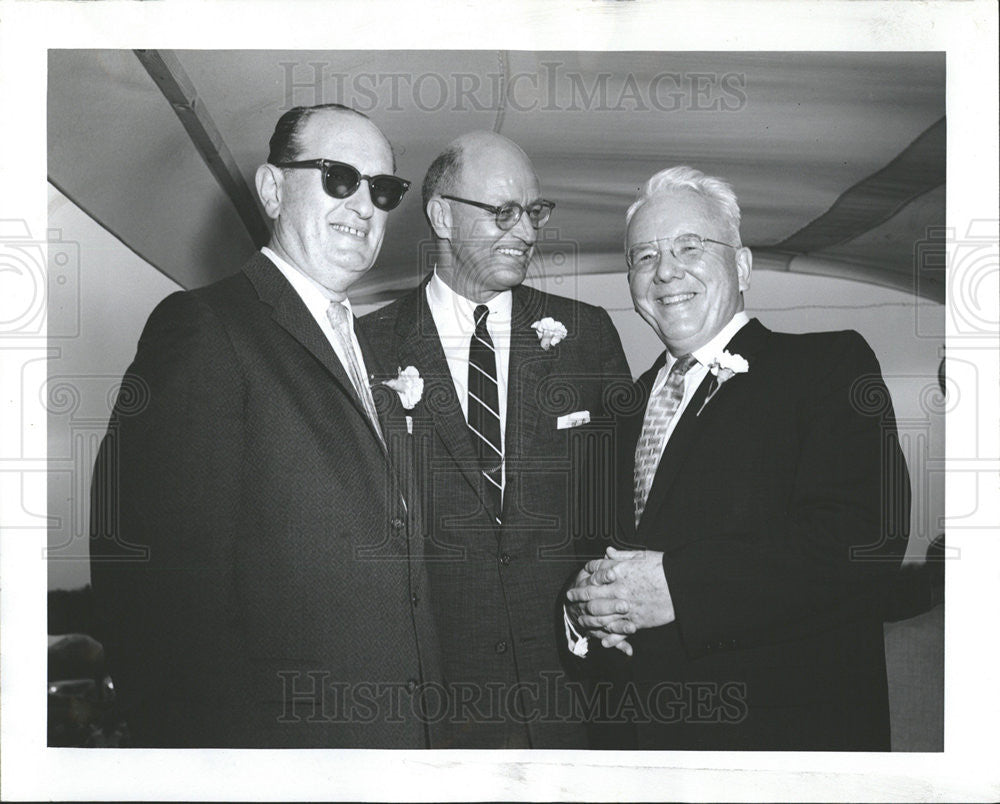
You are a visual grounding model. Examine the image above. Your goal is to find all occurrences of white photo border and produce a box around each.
[1,1,997,801]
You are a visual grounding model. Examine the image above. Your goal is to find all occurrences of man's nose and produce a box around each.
[509,207,536,244]
[654,252,685,282]
[345,180,375,218]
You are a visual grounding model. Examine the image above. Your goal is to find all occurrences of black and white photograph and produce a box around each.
[1,1,998,801]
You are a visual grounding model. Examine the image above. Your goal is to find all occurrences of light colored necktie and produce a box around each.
[326,301,384,444]
[468,304,503,523]
[633,353,697,526]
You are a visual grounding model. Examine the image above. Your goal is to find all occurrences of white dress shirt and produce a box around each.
[261,246,374,389]
[425,268,512,493]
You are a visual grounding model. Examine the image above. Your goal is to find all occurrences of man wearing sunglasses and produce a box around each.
[566,166,910,750]
[90,104,440,748]
[360,131,631,748]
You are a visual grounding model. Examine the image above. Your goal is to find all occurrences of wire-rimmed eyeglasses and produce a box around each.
[626,233,738,271]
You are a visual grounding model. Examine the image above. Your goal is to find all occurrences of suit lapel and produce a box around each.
[243,254,386,451]
[502,286,557,522]
[355,322,393,439]
[394,280,494,513]
[635,318,771,538]
[635,372,715,538]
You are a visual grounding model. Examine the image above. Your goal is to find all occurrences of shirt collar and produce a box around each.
[262,246,354,319]
[665,310,751,371]
[692,310,750,367]
[427,267,512,327]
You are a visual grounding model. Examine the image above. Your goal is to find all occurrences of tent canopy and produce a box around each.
[48,50,945,303]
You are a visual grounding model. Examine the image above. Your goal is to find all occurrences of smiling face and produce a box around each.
[262,110,393,297]
[436,136,541,301]
[626,188,751,355]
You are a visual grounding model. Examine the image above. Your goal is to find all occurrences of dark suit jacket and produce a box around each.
[359,278,631,748]
[611,319,910,750]
[89,254,441,748]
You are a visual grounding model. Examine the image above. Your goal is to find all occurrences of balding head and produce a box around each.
[422,132,545,302]
[267,103,396,171]
[422,131,533,207]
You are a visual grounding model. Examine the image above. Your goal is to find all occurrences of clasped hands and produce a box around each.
[565,546,675,657]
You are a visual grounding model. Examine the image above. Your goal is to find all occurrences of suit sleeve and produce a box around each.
[90,291,249,746]
[562,307,633,665]
[597,306,634,546]
[597,306,632,392]
[664,331,910,657]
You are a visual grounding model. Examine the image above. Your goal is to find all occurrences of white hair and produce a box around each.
[625,166,742,245]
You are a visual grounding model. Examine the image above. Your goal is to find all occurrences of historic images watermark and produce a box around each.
[3,221,84,552]
[277,670,748,727]
[280,61,748,114]
[1,219,80,339]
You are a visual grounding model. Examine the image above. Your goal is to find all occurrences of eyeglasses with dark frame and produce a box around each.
[626,233,739,271]
[271,159,411,211]
[441,194,555,231]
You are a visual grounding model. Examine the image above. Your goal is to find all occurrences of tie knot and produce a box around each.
[474,304,490,332]
[327,300,350,331]
[670,353,697,377]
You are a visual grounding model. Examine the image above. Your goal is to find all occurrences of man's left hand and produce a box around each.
[566,547,676,633]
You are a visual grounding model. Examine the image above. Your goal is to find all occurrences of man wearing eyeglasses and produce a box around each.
[90,104,440,747]
[360,131,631,748]
[565,166,911,750]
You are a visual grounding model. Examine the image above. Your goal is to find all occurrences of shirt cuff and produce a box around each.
[563,605,589,658]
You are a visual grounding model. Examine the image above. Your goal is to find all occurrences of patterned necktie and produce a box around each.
[633,353,697,526]
[326,301,384,445]
[468,304,503,523]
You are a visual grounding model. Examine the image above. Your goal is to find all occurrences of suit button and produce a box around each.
[406,679,417,693]
[411,593,419,606]
[391,517,405,530]
[495,640,508,654]
[498,552,511,566]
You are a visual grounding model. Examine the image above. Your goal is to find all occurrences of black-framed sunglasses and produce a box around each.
[271,159,411,211]
[441,194,555,231]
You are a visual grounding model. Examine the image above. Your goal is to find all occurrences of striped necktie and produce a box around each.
[633,353,697,526]
[468,304,503,523]
[326,301,384,445]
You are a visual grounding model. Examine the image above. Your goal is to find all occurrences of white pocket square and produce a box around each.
[557,410,590,429]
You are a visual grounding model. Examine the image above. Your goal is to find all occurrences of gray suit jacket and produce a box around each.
[360,277,631,748]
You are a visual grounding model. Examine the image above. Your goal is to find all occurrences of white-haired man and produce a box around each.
[567,166,910,750]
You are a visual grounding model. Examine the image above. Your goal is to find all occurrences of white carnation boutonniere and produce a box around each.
[383,365,423,433]
[531,317,568,350]
[697,350,749,416]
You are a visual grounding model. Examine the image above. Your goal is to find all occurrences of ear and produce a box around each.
[426,196,453,241]
[255,163,283,220]
[735,246,752,293]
